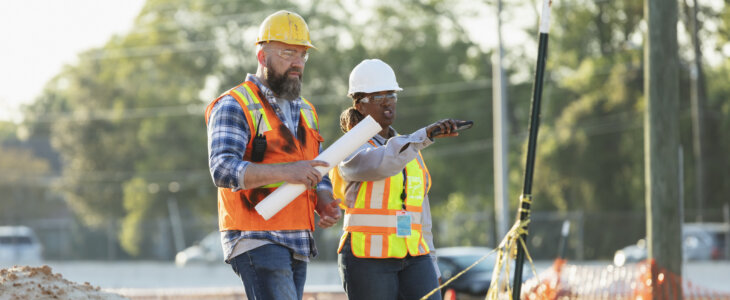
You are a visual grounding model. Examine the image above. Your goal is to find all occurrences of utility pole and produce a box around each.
[686,0,708,222]
[645,0,683,298]
[492,0,510,241]
[167,181,186,254]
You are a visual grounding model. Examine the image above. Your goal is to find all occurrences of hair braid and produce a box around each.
[339,106,365,133]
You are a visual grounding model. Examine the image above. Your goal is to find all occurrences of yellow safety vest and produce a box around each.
[335,140,432,258]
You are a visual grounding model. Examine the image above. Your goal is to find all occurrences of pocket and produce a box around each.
[303,128,325,158]
[308,129,324,143]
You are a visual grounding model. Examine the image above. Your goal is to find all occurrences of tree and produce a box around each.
[532,0,645,212]
[23,0,501,258]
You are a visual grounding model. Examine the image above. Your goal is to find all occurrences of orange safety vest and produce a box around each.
[333,140,432,258]
[205,81,323,231]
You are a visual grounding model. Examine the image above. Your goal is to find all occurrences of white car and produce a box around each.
[613,223,728,266]
[0,226,43,264]
[175,231,223,267]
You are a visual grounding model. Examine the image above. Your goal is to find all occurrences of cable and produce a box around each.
[24,80,491,123]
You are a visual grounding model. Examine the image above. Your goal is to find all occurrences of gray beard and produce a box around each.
[266,61,302,100]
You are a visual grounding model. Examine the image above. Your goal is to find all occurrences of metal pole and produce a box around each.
[722,203,730,259]
[512,1,552,298]
[557,220,571,259]
[493,0,510,241]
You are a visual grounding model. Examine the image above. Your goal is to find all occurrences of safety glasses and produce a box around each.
[276,49,309,63]
[361,93,397,105]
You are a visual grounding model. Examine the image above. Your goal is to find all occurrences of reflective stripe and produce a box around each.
[232,85,272,135]
[300,98,319,130]
[415,152,431,192]
[369,180,385,209]
[301,109,314,129]
[345,225,422,234]
[242,85,273,132]
[231,89,260,133]
[343,212,423,228]
[260,181,284,188]
[246,103,264,111]
[369,235,383,257]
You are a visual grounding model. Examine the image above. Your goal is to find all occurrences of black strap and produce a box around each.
[400,168,407,210]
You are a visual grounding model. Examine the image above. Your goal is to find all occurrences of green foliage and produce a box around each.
[433,192,494,247]
[702,60,730,213]
[120,177,154,256]
[0,125,65,224]
[530,0,646,212]
[0,144,54,219]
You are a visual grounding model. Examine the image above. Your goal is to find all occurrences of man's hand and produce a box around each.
[316,191,342,228]
[244,160,329,189]
[280,160,329,188]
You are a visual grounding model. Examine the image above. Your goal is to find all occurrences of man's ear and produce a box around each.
[257,48,266,66]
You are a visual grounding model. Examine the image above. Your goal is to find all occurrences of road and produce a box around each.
[2,260,728,296]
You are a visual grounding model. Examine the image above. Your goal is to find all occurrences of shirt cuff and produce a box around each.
[411,128,435,150]
[316,173,333,192]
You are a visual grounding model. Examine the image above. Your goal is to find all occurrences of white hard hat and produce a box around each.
[348,59,403,97]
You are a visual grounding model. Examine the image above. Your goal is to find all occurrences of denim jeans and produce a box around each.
[230,244,307,300]
[338,237,441,300]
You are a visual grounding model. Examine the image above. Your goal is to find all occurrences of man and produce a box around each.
[205,10,341,300]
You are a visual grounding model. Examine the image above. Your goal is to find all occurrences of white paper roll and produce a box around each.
[255,115,382,220]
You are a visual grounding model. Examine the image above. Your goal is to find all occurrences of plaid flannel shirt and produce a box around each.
[207,74,332,262]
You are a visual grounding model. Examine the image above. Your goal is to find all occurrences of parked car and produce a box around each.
[0,226,43,263]
[436,247,532,298]
[613,222,728,267]
[175,231,224,267]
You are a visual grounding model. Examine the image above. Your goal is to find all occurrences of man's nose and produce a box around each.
[291,56,306,67]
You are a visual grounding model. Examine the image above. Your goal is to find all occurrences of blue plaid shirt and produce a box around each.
[207,74,332,262]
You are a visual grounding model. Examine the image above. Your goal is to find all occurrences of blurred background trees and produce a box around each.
[1,0,728,260]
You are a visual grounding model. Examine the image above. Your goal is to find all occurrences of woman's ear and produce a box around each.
[355,102,367,115]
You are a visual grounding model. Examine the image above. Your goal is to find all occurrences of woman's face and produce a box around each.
[355,91,398,129]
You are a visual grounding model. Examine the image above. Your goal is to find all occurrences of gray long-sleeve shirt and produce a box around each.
[338,126,440,277]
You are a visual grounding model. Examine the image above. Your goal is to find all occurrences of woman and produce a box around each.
[332,59,459,300]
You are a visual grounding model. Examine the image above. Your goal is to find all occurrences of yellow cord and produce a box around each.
[486,194,539,300]
[420,195,540,300]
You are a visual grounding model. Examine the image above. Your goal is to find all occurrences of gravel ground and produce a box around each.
[2,260,727,298]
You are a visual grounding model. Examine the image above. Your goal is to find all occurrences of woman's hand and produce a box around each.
[426,119,459,139]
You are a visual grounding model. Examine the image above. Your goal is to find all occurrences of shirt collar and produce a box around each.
[372,127,397,145]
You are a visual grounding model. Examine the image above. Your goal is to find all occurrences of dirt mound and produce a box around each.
[0,265,128,300]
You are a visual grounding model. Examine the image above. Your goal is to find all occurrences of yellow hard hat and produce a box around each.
[256,10,316,49]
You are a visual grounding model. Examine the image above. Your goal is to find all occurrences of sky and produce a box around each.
[0,0,146,122]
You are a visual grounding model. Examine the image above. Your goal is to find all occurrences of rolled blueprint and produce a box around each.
[255,115,382,220]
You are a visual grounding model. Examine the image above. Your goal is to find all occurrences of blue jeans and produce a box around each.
[338,237,441,300]
[230,244,307,300]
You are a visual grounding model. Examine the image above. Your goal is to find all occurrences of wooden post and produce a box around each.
[686,0,708,222]
[644,0,683,298]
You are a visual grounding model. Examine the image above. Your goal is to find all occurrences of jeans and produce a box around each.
[230,244,307,300]
[338,237,441,300]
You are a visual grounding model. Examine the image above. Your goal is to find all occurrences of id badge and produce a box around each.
[396,211,412,237]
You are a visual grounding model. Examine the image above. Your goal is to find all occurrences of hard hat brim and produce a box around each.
[256,40,316,50]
